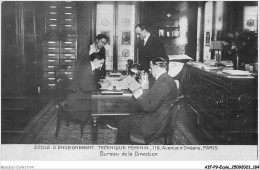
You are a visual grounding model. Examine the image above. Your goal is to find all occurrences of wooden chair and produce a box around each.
[54,75,90,141]
[130,95,184,145]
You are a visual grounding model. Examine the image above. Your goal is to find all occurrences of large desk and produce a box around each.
[183,63,258,144]
[91,89,138,144]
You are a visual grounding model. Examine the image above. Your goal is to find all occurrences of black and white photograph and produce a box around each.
[1,1,259,169]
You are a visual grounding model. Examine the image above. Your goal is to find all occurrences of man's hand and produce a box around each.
[133,88,143,99]
[99,79,111,88]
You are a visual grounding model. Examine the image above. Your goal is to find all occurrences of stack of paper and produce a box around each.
[222,70,252,76]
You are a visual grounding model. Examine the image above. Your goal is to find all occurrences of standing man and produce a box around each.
[135,23,168,73]
[116,57,177,144]
[89,34,109,80]
[135,23,168,88]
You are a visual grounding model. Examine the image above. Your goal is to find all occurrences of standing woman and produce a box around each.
[64,53,105,121]
[89,34,109,80]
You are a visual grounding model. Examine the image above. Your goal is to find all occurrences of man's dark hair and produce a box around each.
[135,23,148,31]
[95,34,109,42]
[90,52,105,61]
[151,57,168,69]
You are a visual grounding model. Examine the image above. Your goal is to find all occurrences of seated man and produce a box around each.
[63,53,105,121]
[116,57,178,144]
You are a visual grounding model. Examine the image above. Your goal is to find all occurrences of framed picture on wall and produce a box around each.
[206,32,210,46]
[172,27,180,37]
[159,29,164,37]
[122,32,131,45]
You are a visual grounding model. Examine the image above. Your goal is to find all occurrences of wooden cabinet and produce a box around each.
[43,2,77,92]
[43,38,77,92]
[183,63,258,144]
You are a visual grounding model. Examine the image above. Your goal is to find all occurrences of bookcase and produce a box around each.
[43,1,77,92]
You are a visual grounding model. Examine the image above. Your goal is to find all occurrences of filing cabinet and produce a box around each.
[43,39,77,92]
[43,1,77,92]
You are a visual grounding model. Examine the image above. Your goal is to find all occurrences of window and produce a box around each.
[96,2,137,71]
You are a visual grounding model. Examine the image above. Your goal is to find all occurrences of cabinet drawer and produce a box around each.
[46,19,59,26]
[60,6,76,13]
[44,77,56,84]
[60,59,75,66]
[60,53,76,59]
[44,71,56,78]
[60,41,76,47]
[44,65,56,71]
[61,1,76,8]
[46,25,59,32]
[60,18,76,25]
[45,83,56,90]
[44,59,59,65]
[60,24,77,32]
[43,41,59,47]
[60,71,73,79]
[60,11,76,19]
[61,47,76,53]
[44,47,59,53]
[44,53,59,59]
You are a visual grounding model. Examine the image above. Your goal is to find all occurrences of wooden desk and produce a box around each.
[91,89,137,144]
[183,63,257,144]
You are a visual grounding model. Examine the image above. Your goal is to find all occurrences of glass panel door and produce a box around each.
[117,4,135,71]
[96,4,114,71]
[96,2,136,71]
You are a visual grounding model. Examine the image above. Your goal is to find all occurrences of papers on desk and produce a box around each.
[100,75,141,91]
[222,70,252,76]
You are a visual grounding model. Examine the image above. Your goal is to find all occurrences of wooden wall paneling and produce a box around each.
[141,1,198,59]
[1,2,46,143]
[76,1,94,60]
[1,1,18,96]
[23,2,39,95]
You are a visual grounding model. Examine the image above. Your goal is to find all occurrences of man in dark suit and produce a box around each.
[116,57,177,144]
[135,23,168,88]
[135,23,168,72]
[64,53,105,121]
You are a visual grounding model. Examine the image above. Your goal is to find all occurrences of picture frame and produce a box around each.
[122,32,131,45]
[172,30,180,37]
[159,29,164,37]
[206,32,210,46]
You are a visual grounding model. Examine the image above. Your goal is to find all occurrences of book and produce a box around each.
[121,75,141,92]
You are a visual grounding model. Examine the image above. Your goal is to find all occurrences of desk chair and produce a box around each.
[130,95,184,145]
[54,76,89,141]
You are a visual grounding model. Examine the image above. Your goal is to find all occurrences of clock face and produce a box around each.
[247,19,255,27]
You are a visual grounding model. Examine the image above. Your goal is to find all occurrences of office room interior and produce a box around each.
[1,1,258,145]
